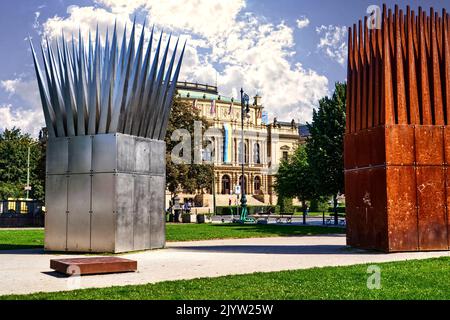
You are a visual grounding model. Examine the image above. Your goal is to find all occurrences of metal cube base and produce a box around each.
[45,133,166,253]
[345,125,450,252]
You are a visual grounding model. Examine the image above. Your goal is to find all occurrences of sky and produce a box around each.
[0,0,446,136]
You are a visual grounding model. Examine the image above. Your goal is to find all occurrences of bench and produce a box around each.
[325,213,346,226]
[251,214,293,224]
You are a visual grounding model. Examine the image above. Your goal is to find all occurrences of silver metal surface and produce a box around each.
[45,134,166,253]
[66,174,91,251]
[135,137,151,174]
[150,175,166,249]
[30,21,186,140]
[150,141,166,175]
[92,134,117,173]
[115,173,134,252]
[91,173,115,252]
[35,18,176,253]
[117,134,136,173]
[133,175,151,250]
[44,175,68,251]
[46,137,68,174]
[68,136,92,174]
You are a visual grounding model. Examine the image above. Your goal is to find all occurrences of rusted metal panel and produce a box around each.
[355,129,371,168]
[416,166,448,250]
[443,126,450,165]
[345,170,359,247]
[445,168,450,249]
[344,134,356,170]
[385,125,415,166]
[414,125,444,165]
[355,169,372,248]
[371,167,388,251]
[346,5,450,253]
[386,166,418,251]
[369,125,386,166]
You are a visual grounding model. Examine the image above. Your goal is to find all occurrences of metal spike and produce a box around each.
[32,21,185,140]
[146,34,171,137]
[159,41,186,140]
[30,40,56,137]
[139,31,163,137]
[124,20,146,134]
[153,38,179,139]
[132,25,154,136]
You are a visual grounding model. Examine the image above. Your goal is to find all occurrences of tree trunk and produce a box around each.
[333,194,338,225]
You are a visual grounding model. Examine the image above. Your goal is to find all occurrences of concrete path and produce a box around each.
[1,234,450,296]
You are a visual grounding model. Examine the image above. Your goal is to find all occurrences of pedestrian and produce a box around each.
[187,200,192,214]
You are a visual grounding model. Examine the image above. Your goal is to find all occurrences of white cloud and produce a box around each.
[1,78,41,111]
[0,78,44,136]
[296,16,310,29]
[316,25,348,66]
[33,11,41,33]
[0,104,44,136]
[35,0,329,123]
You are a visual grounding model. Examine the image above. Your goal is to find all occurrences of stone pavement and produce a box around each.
[1,234,450,296]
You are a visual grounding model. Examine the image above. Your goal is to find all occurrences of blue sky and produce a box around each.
[0,0,446,135]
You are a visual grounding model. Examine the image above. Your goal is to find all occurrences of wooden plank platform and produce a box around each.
[50,257,137,275]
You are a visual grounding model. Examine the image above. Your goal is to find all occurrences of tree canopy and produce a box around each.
[275,145,315,204]
[306,82,346,213]
[274,82,346,216]
[0,128,46,200]
[165,98,213,196]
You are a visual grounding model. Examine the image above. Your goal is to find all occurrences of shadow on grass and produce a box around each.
[0,244,43,252]
[203,224,345,236]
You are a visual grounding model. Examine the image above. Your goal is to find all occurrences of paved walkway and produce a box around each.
[1,234,450,296]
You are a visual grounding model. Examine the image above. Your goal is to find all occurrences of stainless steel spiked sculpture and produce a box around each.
[31,21,185,253]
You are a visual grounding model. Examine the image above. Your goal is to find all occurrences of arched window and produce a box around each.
[254,176,261,194]
[221,175,231,195]
[254,143,261,164]
[239,175,247,194]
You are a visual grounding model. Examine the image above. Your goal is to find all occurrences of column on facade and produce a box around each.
[214,136,220,165]
[248,138,253,167]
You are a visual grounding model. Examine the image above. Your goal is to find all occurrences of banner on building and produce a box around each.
[223,123,232,164]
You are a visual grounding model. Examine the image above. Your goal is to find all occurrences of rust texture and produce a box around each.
[345,4,450,252]
[50,257,138,275]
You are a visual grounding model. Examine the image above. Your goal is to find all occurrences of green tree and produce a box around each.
[275,145,315,214]
[0,128,46,201]
[306,82,346,224]
[165,98,213,198]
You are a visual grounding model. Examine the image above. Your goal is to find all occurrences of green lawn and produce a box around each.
[0,224,344,250]
[0,229,45,250]
[3,257,450,300]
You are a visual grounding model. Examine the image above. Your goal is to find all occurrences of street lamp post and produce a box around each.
[239,88,253,223]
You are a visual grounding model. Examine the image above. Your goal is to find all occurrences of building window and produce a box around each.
[222,175,231,195]
[254,143,261,164]
[254,176,261,194]
[238,142,248,164]
[282,151,289,161]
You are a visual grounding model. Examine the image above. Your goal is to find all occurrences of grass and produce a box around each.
[0,229,45,250]
[3,257,450,300]
[0,224,344,250]
[165,223,344,242]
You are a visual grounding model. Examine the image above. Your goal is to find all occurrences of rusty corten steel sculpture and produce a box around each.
[345,4,450,252]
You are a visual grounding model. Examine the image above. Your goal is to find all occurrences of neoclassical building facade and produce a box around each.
[172,82,306,207]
